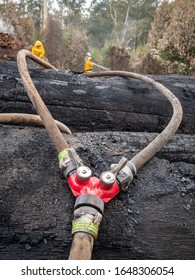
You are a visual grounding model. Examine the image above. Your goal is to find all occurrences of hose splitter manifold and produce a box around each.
[58,147,136,259]
[10,49,183,260]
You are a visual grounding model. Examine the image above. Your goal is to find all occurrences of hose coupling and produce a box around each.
[62,148,91,179]
[111,160,136,190]
[100,156,128,187]
[58,149,71,170]
[71,194,104,239]
[66,147,92,180]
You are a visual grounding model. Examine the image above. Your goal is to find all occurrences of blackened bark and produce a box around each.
[0,60,195,134]
[0,126,194,260]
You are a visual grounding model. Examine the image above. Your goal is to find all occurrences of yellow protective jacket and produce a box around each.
[84,56,93,72]
[32,41,45,60]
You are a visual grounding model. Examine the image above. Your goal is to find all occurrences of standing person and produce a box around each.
[32,40,45,60]
[84,52,93,72]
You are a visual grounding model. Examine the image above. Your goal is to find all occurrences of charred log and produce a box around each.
[0,125,195,260]
[0,60,195,134]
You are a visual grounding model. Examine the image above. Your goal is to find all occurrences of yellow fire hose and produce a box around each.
[1,50,183,260]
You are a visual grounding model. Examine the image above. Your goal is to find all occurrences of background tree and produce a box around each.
[147,0,171,49]
[55,0,86,27]
[85,0,160,49]
[111,0,160,49]
[63,25,89,72]
[43,16,64,68]
[18,0,42,38]
[160,0,195,69]
[84,0,114,48]
[144,0,195,75]
[0,0,194,75]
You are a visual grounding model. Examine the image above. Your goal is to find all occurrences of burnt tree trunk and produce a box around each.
[0,60,195,134]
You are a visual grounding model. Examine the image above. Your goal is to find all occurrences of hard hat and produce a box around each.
[87,52,91,57]
[35,40,42,47]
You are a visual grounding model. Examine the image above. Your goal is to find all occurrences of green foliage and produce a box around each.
[101,41,112,67]
[160,46,186,63]
[85,0,160,49]
[84,1,114,48]
[90,41,112,68]
[18,0,42,34]
[55,0,86,27]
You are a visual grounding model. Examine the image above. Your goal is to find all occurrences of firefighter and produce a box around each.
[84,52,93,72]
[32,40,45,60]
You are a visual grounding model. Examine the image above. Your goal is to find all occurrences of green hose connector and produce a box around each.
[58,149,69,161]
[72,221,99,239]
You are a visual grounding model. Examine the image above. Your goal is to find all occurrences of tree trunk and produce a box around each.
[1,60,194,134]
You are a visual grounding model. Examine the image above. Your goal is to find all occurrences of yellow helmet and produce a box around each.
[34,40,42,47]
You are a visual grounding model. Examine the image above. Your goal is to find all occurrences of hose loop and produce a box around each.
[86,71,183,171]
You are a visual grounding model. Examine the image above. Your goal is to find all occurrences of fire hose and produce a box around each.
[92,62,110,71]
[3,49,183,259]
[0,50,71,135]
[0,113,71,134]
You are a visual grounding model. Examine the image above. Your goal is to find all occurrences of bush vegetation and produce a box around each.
[0,0,194,75]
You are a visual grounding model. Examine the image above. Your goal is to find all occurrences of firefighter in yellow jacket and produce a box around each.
[84,52,93,72]
[32,40,45,60]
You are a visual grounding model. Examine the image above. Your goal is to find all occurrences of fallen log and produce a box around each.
[0,125,194,260]
[0,60,195,134]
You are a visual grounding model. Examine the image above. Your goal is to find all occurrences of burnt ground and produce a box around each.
[0,58,195,260]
